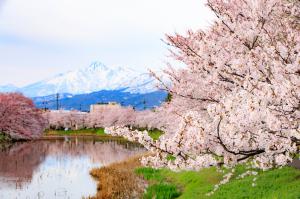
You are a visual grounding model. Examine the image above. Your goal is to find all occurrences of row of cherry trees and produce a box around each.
[0,92,169,139]
[0,92,166,139]
[44,106,169,130]
[106,0,300,171]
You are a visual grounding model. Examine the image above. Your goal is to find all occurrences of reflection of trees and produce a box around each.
[0,139,144,188]
[47,139,144,165]
[0,141,48,179]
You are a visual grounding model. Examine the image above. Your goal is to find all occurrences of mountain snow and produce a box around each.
[11,62,159,97]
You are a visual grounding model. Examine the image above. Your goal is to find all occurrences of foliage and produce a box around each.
[165,93,172,102]
[0,93,47,140]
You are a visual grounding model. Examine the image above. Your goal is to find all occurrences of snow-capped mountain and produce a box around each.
[19,62,159,97]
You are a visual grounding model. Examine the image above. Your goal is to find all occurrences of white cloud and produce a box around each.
[0,0,214,43]
[0,0,215,86]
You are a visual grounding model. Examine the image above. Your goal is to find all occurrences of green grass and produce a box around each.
[136,166,300,199]
[0,133,12,143]
[45,128,106,136]
[212,167,300,199]
[95,128,106,135]
[143,184,181,199]
[136,168,181,199]
[136,167,164,181]
[131,127,164,141]
[46,127,164,142]
[147,129,164,141]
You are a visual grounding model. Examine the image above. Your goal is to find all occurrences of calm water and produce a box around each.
[0,138,144,199]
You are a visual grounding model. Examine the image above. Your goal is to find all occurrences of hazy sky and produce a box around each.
[0,0,214,86]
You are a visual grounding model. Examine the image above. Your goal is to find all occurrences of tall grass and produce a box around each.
[88,155,146,199]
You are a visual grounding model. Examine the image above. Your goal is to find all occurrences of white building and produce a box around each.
[90,102,121,113]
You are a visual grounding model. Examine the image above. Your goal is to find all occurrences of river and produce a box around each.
[0,138,144,199]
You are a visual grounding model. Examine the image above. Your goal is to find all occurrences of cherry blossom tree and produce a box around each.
[106,0,300,171]
[87,106,136,128]
[44,110,88,130]
[133,105,181,133]
[0,93,47,139]
[45,105,137,130]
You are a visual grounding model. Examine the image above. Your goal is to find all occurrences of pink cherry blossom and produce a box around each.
[0,93,47,139]
[107,0,300,171]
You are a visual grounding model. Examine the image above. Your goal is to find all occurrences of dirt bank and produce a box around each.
[88,155,147,199]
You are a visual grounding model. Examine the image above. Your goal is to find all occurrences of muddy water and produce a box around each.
[0,138,144,199]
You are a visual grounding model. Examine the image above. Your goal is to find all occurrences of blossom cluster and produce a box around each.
[0,93,47,139]
[44,106,171,131]
[106,0,299,171]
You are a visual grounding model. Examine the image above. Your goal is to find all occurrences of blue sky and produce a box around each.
[0,0,214,86]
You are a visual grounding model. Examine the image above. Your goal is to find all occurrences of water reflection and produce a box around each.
[0,139,144,199]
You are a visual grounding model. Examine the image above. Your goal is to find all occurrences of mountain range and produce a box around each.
[2,62,158,97]
[33,89,167,111]
[0,61,167,110]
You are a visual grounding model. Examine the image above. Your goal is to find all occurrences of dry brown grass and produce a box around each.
[88,154,147,199]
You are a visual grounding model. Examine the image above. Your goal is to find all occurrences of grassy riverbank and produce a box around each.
[53,128,298,198]
[42,128,129,142]
[136,165,300,199]
[45,128,163,136]
[44,128,106,136]
[44,128,164,142]
[89,154,300,199]
[88,155,147,199]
